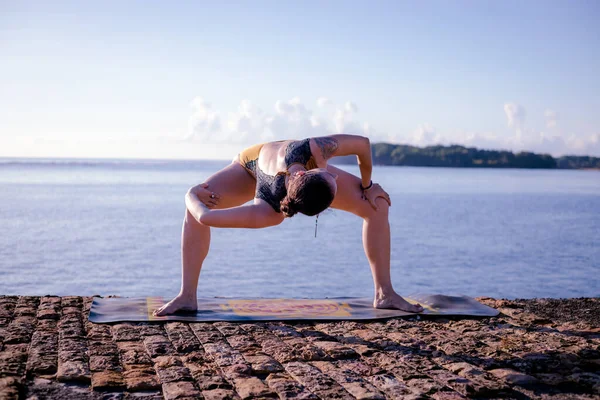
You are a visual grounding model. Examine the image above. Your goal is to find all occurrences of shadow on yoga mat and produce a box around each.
[88,294,498,323]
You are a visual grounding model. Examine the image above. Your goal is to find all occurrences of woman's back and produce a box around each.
[256,140,291,176]
[259,139,320,176]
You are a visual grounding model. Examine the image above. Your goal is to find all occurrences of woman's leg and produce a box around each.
[154,161,256,315]
[327,165,423,313]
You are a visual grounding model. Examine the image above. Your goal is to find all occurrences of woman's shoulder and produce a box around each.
[309,136,339,159]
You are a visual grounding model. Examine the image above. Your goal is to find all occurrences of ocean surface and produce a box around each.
[0,158,598,300]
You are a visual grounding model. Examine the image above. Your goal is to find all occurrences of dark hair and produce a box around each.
[280,173,335,218]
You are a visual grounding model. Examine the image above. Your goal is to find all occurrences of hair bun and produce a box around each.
[280,196,298,218]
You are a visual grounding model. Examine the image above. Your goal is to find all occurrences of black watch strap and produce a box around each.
[360,180,373,191]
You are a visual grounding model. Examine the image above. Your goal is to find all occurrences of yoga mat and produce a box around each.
[88,294,498,323]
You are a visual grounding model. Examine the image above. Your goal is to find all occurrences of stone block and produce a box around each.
[86,324,112,340]
[266,372,318,399]
[58,338,88,362]
[37,296,61,320]
[61,306,81,316]
[182,352,232,391]
[244,354,284,374]
[284,361,353,399]
[60,296,82,309]
[312,340,358,360]
[229,374,276,399]
[202,388,241,400]
[58,316,85,339]
[26,330,58,376]
[367,374,413,399]
[13,296,40,317]
[118,341,152,366]
[0,376,21,400]
[156,362,193,384]
[267,323,303,338]
[202,342,247,367]
[89,354,122,372]
[190,323,224,343]
[165,322,201,353]
[4,316,36,344]
[122,367,161,391]
[91,370,125,391]
[213,322,246,337]
[57,359,91,383]
[225,334,261,353]
[489,368,539,387]
[144,335,176,358]
[0,297,18,319]
[137,324,165,337]
[254,335,299,363]
[162,380,201,400]
[0,344,28,376]
[112,323,141,342]
[311,360,385,400]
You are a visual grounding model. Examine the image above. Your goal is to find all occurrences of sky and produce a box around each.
[1,0,599,160]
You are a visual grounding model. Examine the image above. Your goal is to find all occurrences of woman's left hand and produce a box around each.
[190,183,221,208]
[362,183,391,210]
[185,189,212,224]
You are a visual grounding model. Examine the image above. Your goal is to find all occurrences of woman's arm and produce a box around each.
[186,191,283,228]
[188,182,221,208]
[311,134,372,189]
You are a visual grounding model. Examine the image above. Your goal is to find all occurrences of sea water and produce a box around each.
[0,158,598,300]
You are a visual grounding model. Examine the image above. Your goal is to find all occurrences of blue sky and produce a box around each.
[1,0,599,159]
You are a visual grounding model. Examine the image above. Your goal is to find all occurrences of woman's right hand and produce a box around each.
[189,183,221,208]
[362,183,391,210]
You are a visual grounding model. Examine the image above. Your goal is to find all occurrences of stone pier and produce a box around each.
[0,296,598,399]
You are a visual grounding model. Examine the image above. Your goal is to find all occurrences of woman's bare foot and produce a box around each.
[153,293,198,316]
[374,292,424,313]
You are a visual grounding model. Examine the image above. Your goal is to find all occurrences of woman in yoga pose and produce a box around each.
[154,134,423,316]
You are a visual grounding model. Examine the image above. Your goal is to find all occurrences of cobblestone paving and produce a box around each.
[0,296,598,399]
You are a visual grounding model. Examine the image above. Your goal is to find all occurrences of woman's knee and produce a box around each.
[184,208,205,228]
[361,197,390,220]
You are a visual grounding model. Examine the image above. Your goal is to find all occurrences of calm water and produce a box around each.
[0,158,598,300]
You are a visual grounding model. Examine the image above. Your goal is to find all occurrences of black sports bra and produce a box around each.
[255,139,313,212]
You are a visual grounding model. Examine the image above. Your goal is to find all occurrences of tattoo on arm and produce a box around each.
[314,137,339,159]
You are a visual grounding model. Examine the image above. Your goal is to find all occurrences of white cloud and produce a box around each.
[185,98,600,158]
[545,109,558,128]
[186,97,220,141]
[274,100,294,115]
[332,101,367,135]
[446,129,600,157]
[587,133,600,155]
[316,97,332,108]
[409,123,443,146]
[225,100,267,142]
[266,97,326,140]
[344,101,358,113]
[458,132,505,150]
[560,133,600,156]
[504,102,526,131]
[395,121,600,157]
[187,96,372,144]
[522,131,600,156]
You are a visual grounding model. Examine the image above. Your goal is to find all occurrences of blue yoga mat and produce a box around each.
[88,294,498,323]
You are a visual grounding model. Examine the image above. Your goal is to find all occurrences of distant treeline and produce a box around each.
[333,143,600,170]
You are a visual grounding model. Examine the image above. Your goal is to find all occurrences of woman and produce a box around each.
[154,134,423,316]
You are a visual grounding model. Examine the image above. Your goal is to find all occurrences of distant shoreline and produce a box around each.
[2,142,600,170]
[333,143,600,170]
